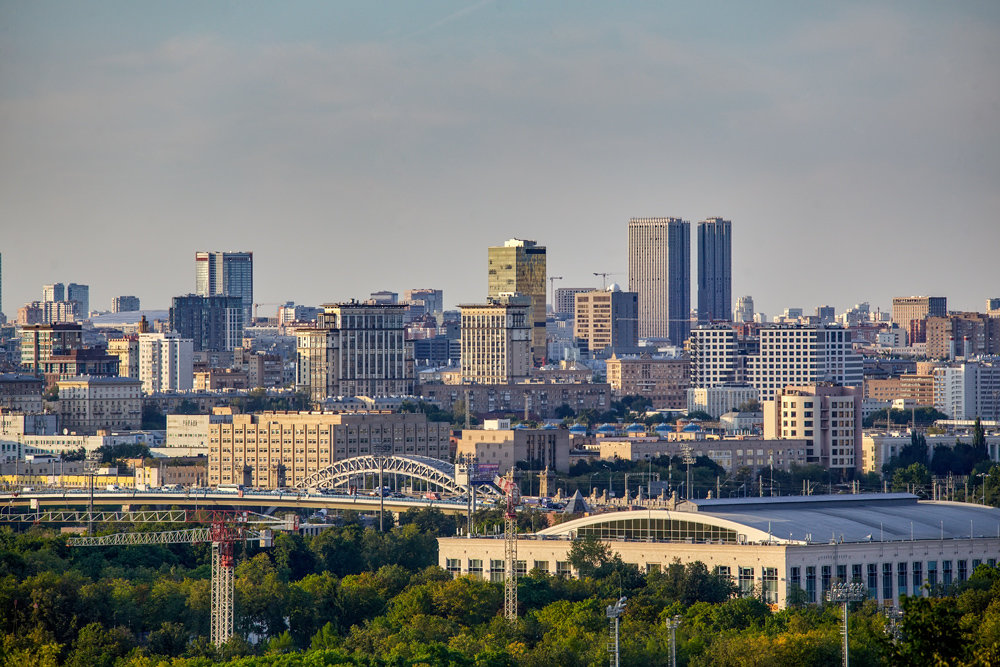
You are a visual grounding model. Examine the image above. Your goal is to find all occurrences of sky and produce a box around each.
[1,1,998,320]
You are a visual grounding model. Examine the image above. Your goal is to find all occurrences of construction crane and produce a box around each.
[592,272,621,290]
[6,508,297,647]
[494,470,520,621]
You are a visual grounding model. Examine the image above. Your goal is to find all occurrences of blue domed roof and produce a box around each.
[682,422,703,432]
[542,423,558,430]
[569,424,587,433]
[596,423,617,433]
[626,423,646,432]
[654,424,672,433]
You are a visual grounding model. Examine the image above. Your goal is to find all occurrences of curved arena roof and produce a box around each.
[536,494,1000,545]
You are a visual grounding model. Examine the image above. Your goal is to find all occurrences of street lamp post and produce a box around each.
[665,614,682,667]
[826,582,866,667]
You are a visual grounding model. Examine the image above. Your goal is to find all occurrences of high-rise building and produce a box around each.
[169,294,245,352]
[42,283,65,303]
[891,296,947,345]
[294,303,411,401]
[487,239,546,365]
[138,332,194,393]
[925,312,1000,359]
[988,298,1000,313]
[816,305,836,324]
[688,325,740,388]
[697,217,731,324]
[554,287,593,318]
[748,325,863,401]
[933,361,1000,421]
[112,296,140,313]
[107,335,140,379]
[573,286,638,356]
[369,291,398,304]
[734,295,754,323]
[628,217,690,345]
[195,251,254,324]
[460,294,532,385]
[67,283,89,317]
[606,354,689,410]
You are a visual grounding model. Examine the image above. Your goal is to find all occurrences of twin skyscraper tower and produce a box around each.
[628,216,732,345]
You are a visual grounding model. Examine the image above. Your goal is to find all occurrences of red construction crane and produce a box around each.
[9,508,297,647]
[494,471,520,621]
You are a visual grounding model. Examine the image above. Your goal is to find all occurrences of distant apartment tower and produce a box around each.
[295,303,411,401]
[67,283,89,317]
[933,361,1000,421]
[764,383,862,470]
[734,295,754,323]
[488,239,546,365]
[988,298,1000,313]
[554,287,592,318]
[748,325,863,401]
[42,283,65,303]
[628,217,690,344]
[138,332,194,393]
[369,291,398,304]
[816,305,836,324]
[170,294,245,351]
[405,289,444,315]
[195,251,254,324]
[697,217,731,324]
[112,296,140,313]
[107,336,140,379]
[573,286,638,356]
[460,295,532,384]
[891,296,947,345]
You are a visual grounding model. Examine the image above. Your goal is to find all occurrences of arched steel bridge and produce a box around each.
[295,454,498,496]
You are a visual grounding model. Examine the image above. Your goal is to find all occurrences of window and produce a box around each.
[883,563,893,600]
[806,566,817,603]
[739,567,755,596]
[446,559,461,577]
[762,568,778,604]
[556,561,572,577]
[913,562,923,592]
[837,564,847,583]
[898,562,908,598]
[927,561,937,588]
[715,565,732,580]
[822,565,832,594]
[852,564,862,584]
[515,560,527,576]
[867,564,878,598]
[943,560,952,586]
[790,566,801,588]
[958,560,968,582]
[533,560,549,574]
[468,559,483,579]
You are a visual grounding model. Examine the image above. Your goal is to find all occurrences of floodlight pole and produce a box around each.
[606,596,626,667]
[826,582,866,667]
[665,614,682,667]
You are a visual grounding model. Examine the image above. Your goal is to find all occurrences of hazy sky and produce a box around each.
[2,1,998,319]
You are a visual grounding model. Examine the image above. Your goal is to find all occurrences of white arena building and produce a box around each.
[438,493,1000,608]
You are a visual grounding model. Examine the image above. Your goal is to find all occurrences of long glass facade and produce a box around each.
[575,517,738,543]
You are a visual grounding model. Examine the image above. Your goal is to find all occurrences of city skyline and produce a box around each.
[1,2,998,316]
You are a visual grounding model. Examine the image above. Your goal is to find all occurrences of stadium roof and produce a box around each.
[536,494,1000,545]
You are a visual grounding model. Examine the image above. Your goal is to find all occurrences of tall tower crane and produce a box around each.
[7,508,297,647]
[495,470,520,621]
[592,272,621,290]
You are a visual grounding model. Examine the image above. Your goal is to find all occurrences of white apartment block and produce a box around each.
[688,325,740,387]
[687,384,758,419]
[934,361,1000,421]
[748,325,862,402]
[139,332,194,393]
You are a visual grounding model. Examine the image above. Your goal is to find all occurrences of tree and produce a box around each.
[892,463,931,493]
[686,411,713,421]
[736,399,761,413]
[96,442,151,465]
[554,404,576,420]
[141,404,166,430]
[567,537,612,578]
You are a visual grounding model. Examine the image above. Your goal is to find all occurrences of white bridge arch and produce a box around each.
[295,455,498,496]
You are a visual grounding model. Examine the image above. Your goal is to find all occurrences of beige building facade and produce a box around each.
[56,376,142,434]
[573,288,638,355]
[208,411,451,489]
[454,424,570,473]
[597,436,808,473]
[107,336,140,379]
[605,354,689,410]
[460,295,532,385]
[417,381,611,420]
[764,383,862,471]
